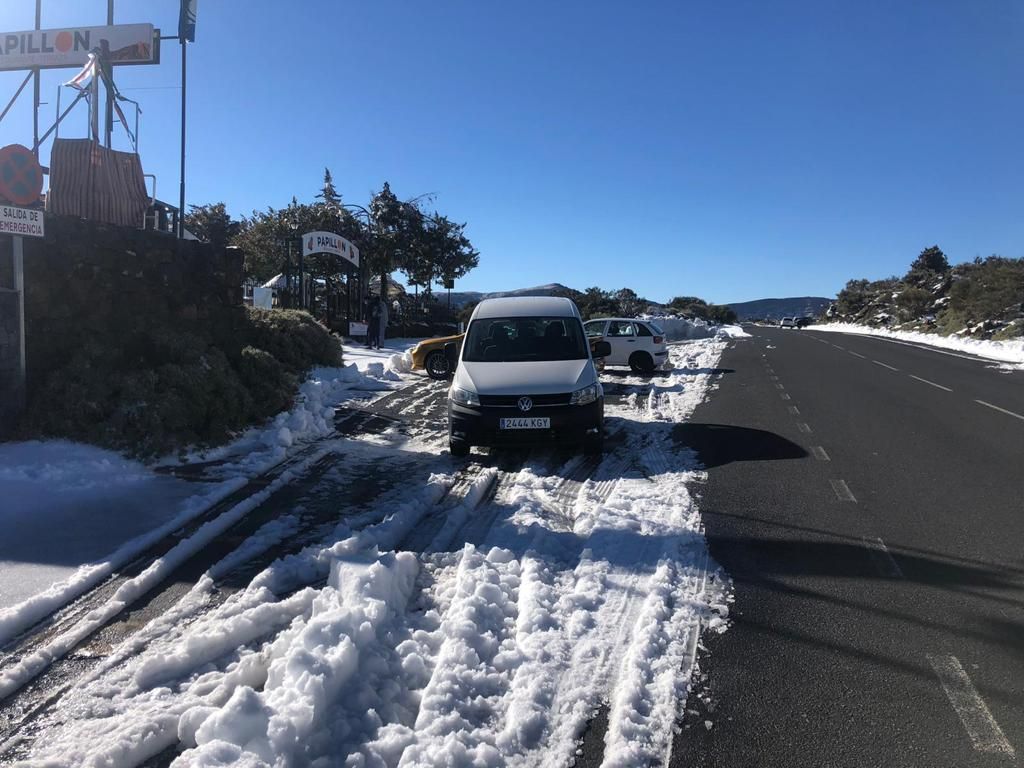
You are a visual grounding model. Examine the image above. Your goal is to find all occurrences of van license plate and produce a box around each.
[500,417,551,430]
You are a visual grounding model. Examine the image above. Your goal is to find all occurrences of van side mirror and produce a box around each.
[593,340,611,359]
[444,342,459,369]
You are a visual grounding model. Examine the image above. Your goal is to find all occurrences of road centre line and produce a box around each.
[872,360,900,372]
[810,446,830,461]
[775,383,785,390]
[829,479,857,502]
[787,406,800,415]
[832,344,846,350]
[849,351,867,359]
[975,399,1024,422]
[780,393,791,401]
[927,654,1016,756]
[861,537,903,578]
[796,422,812,434]
[909,375,953,392]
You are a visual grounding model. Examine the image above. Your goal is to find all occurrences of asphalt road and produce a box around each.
[670,327,1024,767]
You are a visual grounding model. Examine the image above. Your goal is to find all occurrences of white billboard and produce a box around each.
[0,24,157,71]
[302,231,359,268]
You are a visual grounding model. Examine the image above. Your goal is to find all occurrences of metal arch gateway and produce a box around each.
[300,230,365,333]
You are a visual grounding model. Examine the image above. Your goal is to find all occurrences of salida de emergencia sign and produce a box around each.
[302,231,359,268]
[0,206,44,238]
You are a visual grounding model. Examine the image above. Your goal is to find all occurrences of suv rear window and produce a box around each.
[463,317,589,362]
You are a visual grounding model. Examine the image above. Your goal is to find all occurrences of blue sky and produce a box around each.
[2,1,1022,303]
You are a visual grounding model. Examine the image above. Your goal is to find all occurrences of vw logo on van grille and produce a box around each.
[517,396,533,413]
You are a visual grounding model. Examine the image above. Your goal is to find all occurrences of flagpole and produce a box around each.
[178,36,186,238]
[104,0,114,148]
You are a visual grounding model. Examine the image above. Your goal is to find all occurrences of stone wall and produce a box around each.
[20,214,243,394]
[0,289,22,433]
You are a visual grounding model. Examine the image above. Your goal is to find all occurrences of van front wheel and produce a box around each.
[583,432,604,456]
[450,439,471,458]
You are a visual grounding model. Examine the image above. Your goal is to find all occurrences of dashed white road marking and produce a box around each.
[831,344,846,351]
[849,351,866,359]
[927,654,1016,756]
[975,399,1024,422]
[810,446,830,461]
[775,383,785,390]
[780,393,791,401]
[872,360,900,372]
[909,374,953,392]
[796,422,812,434]
[861,536,903,578]
[829,479,856,502]
[787,405,800,415]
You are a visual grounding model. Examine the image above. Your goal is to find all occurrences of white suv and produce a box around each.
[583,318,669,373]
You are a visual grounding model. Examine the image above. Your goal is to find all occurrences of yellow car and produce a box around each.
[410,333,466,379]
[411,332,607,379]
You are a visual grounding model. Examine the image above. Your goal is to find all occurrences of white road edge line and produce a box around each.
[849,351,866,359]
[975,399,1024,422]
[861,536,903,578]
[810,446,830,461]
[909,374,953,392]
[829,479,856,502]
[872,360,900,372]
[927,654,1016,756]
[796,422,812,434]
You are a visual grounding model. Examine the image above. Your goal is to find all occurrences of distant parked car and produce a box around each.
[583,318,668,373]
[780,317,797,329]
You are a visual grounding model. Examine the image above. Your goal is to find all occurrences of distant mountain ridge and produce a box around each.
[446,283,572,307]
[724,297,831,321]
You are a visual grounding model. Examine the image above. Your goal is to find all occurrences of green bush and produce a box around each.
[20,308,342,457]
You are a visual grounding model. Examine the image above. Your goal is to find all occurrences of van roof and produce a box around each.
[471,296,580,320]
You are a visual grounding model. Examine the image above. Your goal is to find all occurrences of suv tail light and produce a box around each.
[653,336,664,344]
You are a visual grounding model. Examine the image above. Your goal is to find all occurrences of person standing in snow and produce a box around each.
[367,298,381,349]
[378,294,390,346]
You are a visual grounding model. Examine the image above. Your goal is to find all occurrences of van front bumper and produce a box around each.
[448,399,603,446]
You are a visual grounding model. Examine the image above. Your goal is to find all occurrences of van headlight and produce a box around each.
[570,383,599,406]
[450,386,480,408]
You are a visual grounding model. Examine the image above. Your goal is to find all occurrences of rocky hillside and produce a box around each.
[829,247,1024,340]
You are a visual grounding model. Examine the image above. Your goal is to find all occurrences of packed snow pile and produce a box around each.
[810,323,1024,365]
[645,315,750,341]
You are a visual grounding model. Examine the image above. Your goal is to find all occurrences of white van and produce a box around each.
[445,296,611,457]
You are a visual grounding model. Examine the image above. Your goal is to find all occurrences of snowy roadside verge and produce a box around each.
[0,358,416,645]
[645,315,750,342]
[808,322,1024,366]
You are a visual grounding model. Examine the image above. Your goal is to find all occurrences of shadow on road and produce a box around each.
[671,423,807,468]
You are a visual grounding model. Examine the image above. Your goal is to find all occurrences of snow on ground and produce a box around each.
[12,337,735,768]
[645,315,750,341]
[341,338,422,378]
[809,322,1024,366]
[0,355,419,644]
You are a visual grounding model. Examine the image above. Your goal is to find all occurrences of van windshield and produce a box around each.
[463,317,589,362]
